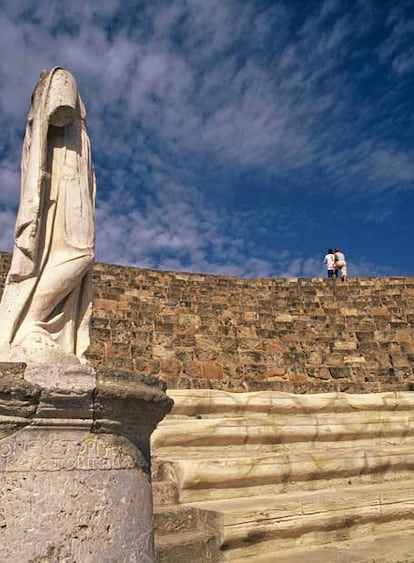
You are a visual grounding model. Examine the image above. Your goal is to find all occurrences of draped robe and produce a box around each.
[0,68,96,362]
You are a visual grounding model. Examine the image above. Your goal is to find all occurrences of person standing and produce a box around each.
[334,248,348,281]
[324,249,335,278]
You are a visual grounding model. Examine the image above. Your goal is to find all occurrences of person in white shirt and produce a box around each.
[334,248,347,281]
[324,249,335,278]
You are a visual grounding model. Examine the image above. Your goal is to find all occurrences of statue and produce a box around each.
[0,67,96,364]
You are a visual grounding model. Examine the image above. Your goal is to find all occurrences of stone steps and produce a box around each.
[78,257,414,392]
[154,505,222,563]
[165,389,414,415]
[231,531,414,562]
[152,389,414,560]
[156,438,414,456]
[158,470,414,505]
[190,481,414,557]
[154,505,205,535]
[152,480,179,506]
[158,445,414,503]
[155,530,220,563]
[154,412,414,448]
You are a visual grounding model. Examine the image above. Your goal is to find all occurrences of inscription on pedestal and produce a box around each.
[0,357,172,563]
[0,432,138,471]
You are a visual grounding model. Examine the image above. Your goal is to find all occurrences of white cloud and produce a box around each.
[377,5,414,76]
[1,0,411,189]
[0,209,16,251]
[0,1,410,278]
[0,160,20,206]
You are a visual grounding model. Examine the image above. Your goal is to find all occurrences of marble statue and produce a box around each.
[0,67,96,364]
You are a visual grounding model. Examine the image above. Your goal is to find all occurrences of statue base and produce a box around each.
[0,338,82,365]
[0,362,173,563]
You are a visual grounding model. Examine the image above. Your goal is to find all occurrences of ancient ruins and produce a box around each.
[0,69,171,563]
[1,68,414,562]
[2,252,414,561]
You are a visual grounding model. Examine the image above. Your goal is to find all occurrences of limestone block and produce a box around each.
[391,354,411,368]
[202,362,223,380]
[1,428,153,562]
[275,314,293,322]
[160,357,182,377]
[344,355,366,364]
[165,390,316,414]
[0,363,173,563]
[339,308,359,316]
[372,307,390,317]
[333,340,358,351]
[306,351,324,365]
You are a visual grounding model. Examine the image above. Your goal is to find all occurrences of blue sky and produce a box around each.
[1,0,414,278]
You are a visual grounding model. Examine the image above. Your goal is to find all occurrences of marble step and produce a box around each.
[155,530,221,563]
[158,445,414,502]
[153,412,414,449]
[156,436,414,459]
[228,531,414,562]
[154,506,205,536]
[188,481,414,559]
[155,504,222,532]
[165,389,414,417]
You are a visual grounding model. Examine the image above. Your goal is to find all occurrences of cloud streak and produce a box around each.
[0,1,413,277]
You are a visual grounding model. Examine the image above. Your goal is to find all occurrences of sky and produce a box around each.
[1,0,414,278]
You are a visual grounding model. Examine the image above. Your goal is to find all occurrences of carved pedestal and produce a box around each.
[0,362,172,563]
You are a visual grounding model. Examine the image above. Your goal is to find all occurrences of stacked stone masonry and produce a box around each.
[1,252,414,393]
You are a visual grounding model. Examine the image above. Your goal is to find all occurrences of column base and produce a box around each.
[0,362,173,563]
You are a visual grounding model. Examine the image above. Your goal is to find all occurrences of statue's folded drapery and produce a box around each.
[0,67,96,362]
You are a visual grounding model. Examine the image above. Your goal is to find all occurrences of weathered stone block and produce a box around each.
[329,367,353,379]
[202,362,223,380]
[306,351,324,365]
[0,363,172,562]
[333,340,358,351]
[344,355,366,364]
[160,358,182,377]
[391,354,411,368]
[307,367,331,380]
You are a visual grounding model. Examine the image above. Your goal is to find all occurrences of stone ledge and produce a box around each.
[0,362,173,459]
[0,361,173,562]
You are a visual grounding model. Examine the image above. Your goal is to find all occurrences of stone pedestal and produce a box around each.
[0,362,173,563]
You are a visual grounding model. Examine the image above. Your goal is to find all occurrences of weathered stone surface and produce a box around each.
[154,505,222,563]
[0,362,172,563]
[152,389,414,561]
[2,252,414,392]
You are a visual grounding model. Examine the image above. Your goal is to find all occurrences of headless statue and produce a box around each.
[0,68,96,364]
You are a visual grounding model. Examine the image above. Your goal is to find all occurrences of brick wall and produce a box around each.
[1,251,414,393]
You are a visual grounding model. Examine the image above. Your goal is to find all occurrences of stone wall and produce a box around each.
[1,251,414,393]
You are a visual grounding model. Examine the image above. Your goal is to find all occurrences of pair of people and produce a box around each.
[324,249,347,281]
